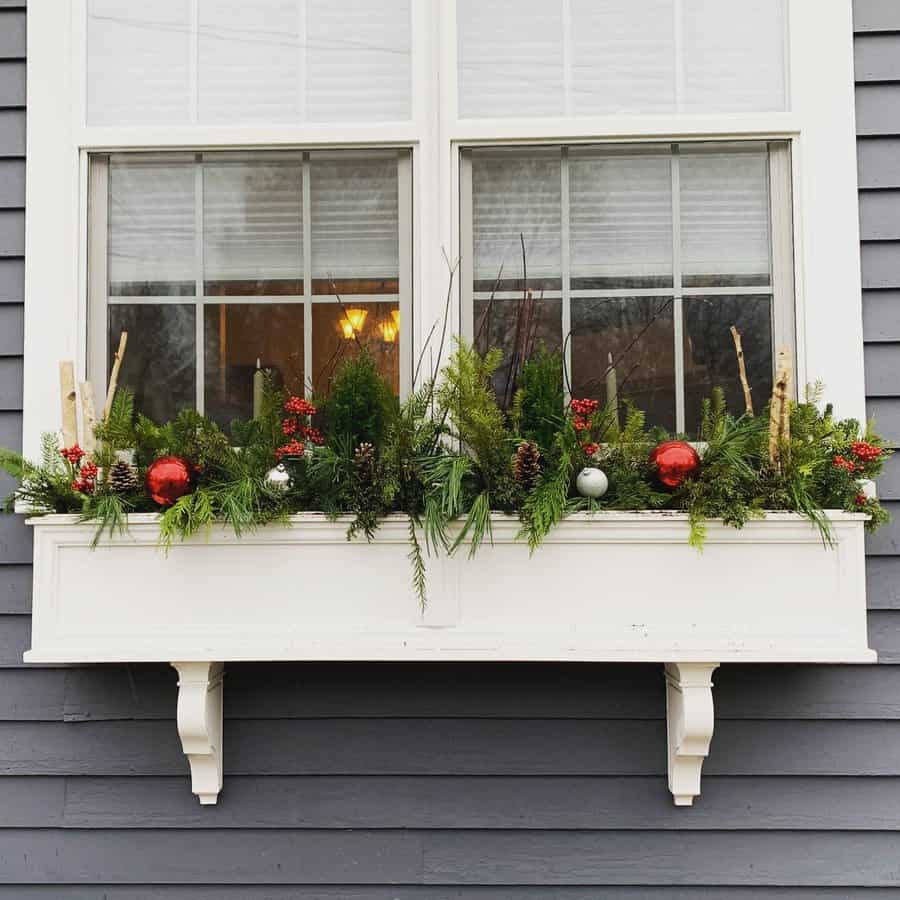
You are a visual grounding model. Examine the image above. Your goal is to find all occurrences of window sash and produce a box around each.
[87,150,414,410]
[459,140,795,433]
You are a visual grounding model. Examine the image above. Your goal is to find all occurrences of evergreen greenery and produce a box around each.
[1,343,892,606]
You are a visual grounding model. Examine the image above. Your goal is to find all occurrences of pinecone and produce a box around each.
[353,442,376,483]
[513,441,541,493]
[108,460,139,493]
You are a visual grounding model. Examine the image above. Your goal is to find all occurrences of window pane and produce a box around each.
[569,148,673,290]
[199,0,302,124]
[683,295,773,434]
[456,0,787,119]
[571,0,675,115]
[204,303,305,428]
[680,146,772,289]
[87,0,191,125]
[306,0,412,122]
[683,0,787,113]
[472,149,562,293]
[86,0,412,127]
[109,305,195,422]
[203,160,303,296]
[457,0,564,119]
[474,297,562,409]
[571,297,676,432]
[311,155,400,295]
[311,302,400,396]
[109,162,196,297]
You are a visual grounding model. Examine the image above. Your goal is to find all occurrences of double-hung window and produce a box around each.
[21,0,867,456]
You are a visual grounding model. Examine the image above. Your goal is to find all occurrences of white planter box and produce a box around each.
[25,511,875,806]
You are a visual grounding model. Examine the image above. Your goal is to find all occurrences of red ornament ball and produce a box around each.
[146,455,192,506]
[649,440,701,489]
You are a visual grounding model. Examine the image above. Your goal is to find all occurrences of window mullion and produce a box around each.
[769,141,797,397]
[458,150,474,346]
[397,151,414,397]
[671,144,685,434]
[560,147,572,403]
[194,155,205,414]
[302,153,313,397]
[87,155,109,400]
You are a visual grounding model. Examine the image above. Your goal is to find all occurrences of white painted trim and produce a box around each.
[22,0,866,461]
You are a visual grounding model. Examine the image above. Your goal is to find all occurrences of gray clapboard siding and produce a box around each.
[27,775,900,831]
[0,110,25,155]
[0,61,24,107]
[0,891,899,900]
[0,160,25,208]
[864,290,900,340]
[859,138,900,187]
[0,210,24,255]
[4,719,900,776]
[857,84,900,134]
[0,357,22,409]
[855,0,900,33]
[864,345,900,395]
[0,305,23,355]
[0,259,23,301]
[0,515,29,564]
[4,830,900,886]
[855,34,900,81]
[860,192,900,240]
[0,10,24,59]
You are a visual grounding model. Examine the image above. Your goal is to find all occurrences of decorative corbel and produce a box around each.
[171,661,224,805]
[664,662,719,806]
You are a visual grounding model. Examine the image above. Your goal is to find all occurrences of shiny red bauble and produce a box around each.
[649,440,701,489]
[145,455,192,506]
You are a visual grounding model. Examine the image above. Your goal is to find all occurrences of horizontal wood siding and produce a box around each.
[1,0,900,893]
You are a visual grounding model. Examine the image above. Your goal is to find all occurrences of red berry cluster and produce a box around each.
[855,493,869,507]
[72,460,98,494]
[851,441,883,463]
[276,439,306,460]
[570,399,601,455]
[60,444,85,465]
[277,397,325,460]
[285,396,317,417]
[833,455,856,472]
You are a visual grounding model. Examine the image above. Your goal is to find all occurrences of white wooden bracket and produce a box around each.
[171,661,224,805]
[664,662,719,806]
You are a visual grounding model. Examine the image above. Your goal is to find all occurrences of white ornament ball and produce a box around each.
[265,464,291,493]
[576,467,609,499]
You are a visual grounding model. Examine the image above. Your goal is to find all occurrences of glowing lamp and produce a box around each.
[380,321,398,343]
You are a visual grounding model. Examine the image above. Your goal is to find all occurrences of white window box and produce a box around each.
[25,511,875,806]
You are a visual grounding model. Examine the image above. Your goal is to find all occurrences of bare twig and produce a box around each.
[102,331,128,421]
[730,325,754,416]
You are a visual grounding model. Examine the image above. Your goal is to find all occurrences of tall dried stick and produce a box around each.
[79,382,98,454]
[768,348,791,469]
[103,331,128,421]
[59,361,77,447]
[730,325,754,416]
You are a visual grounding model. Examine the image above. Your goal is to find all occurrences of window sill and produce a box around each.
[24,511,875,806]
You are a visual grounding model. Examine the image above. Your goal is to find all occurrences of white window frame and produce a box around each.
[22,0,864,460]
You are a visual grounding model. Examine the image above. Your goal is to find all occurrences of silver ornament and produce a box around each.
[265,464,291,493]
[576,467,609,499]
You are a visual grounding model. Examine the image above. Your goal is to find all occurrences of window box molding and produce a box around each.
[26,511,874,806]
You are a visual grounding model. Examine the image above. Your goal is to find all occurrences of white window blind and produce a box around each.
[86,0,412,126]
[456,0,787,119]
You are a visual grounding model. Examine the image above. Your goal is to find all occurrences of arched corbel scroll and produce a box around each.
[171,661,224,805]
[664,662,719,806]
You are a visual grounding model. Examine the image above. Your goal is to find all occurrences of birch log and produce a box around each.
[103,331,128,421]
[730,325,753,417]
[768,349,791,469]
[59,361,78,448]
[79,382,98,453]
